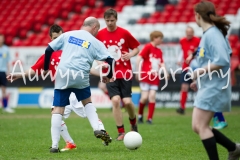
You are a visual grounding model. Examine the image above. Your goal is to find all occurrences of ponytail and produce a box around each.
[194,1,231,37]
[209,13,230,37]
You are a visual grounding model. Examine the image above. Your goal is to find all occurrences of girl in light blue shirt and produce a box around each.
[191,1,240,160]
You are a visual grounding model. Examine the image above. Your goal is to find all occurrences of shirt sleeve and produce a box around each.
[31,54,45,74]
[139,44,149,59]
[48,34,64,51]
[125,30,140,50]
[94,40,113,61]
[208,36,230,66]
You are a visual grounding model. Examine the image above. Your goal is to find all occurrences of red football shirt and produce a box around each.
[31,50,62,76]
[97,27,140,79]
[139,43,164,85]
[180,36,200,69]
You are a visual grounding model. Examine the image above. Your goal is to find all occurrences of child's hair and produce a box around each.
[194,1,230,37]
[150,31,164,41]
[49,24,63,37]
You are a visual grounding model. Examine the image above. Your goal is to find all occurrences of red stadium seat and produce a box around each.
[151,12,161,19]
[74,4,82,13]
[147,17,159,24]
[137,18,147,24]
[34,23,42,32]
[229,35,239,47]
[61,11,69,19]
[19,29,28,39]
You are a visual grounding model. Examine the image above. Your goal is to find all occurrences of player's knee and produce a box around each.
[122,99,132,106]
[111,96,121,106]
[192,123,199,134]
[148,96,156,102]
[140,98,148,104]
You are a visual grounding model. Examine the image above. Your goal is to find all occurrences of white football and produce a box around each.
[123,131,142,150]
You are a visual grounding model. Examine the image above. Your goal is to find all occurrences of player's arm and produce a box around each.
[122,30,140,60]
[193,39,228,80]
[90,68,100,77]
[94,41,114,80]
[7,68,36,82]
[160,63,170,79]
[44,34,64,71]
[44,45,54,71]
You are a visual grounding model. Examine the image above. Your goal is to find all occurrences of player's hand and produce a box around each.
[190,81,198,92]
[101,76,114,83]
[121,51,133,61]
[6,74,21,82]
[102,63,109,69]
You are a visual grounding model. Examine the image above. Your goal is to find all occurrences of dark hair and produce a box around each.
[194,1,230,37]
[49,24,63,37]
[150,31,164,41]
[104,8,117,19]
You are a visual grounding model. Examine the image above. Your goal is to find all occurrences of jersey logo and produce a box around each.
[68,36,91,49]
[0,53,7,58]
[197,47,205,57]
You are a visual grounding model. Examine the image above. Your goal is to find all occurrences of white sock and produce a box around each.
[98,119,105,131]
[51,114,62,148]
[84,103,99,131]
[61,121,74,144]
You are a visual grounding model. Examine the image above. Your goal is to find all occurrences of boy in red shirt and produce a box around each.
[176,27,200,114]
[96,8,140,140]
[136,31,168,124]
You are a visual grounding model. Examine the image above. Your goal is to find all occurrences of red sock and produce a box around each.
[138,102,145,115]
[117,125,125,134]
[147,102,155,120]
[129,117,136,125]
[180,91,187,110]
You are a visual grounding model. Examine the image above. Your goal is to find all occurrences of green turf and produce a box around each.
[0,107,240,160]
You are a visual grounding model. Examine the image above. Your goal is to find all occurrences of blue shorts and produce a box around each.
[0,72,7,86]
[53,87,91,107]
[180,71,192,84]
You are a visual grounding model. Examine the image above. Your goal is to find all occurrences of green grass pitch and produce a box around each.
[0,107,240,160]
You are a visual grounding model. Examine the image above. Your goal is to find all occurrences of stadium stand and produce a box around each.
[0,0,239,54]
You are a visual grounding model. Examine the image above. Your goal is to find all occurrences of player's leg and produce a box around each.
[107,80,125,140]
[192,107,240,159]
[147,88,157,124]
[213,112,228,130]
[120,80,138,132]
[177,71,190,114]
[138,83,149,123]
[60,120,77,151]
[0,72,14,113]
[60,105,77,152]
[50,89,70,153]
[78,87,111,146]
[192,107,219,159]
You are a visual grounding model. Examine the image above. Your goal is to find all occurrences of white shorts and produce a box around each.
[140,82,158,91]
[52,92,87,119]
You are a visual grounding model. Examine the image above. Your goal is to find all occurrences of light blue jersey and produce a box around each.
[194,26,232,112]
[0,45,10,72]
[49,30,112,89]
